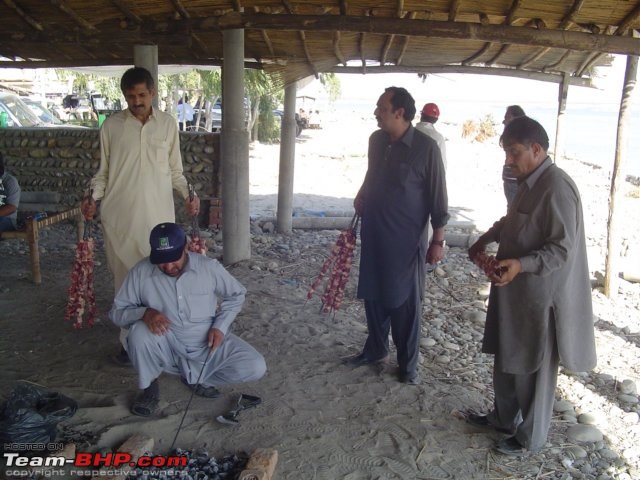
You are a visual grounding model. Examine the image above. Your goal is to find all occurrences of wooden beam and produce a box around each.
[617,1,640,35]
[339,0,347,16]
[448,0,462,22]
[395,11,415,67]
[333,31,346,65]
[3,0,44,31]
[462,42,492,65]
[170,0,190,19]
[486,44,509,66]
[560,0,585,29]
[261,30,275,57]
[518,47,551,69]
[299,30,318,77]
[329,64,594,87]
[380,34,394,65]
[0,58,263,69]
[520,0,585,70]
[505,0,523,26]
[577,51,604,77]
[543,50,572,72]
[50,0,97,31]
[207,13,640,56]
[110,0,142,25]
[359,32,366,74]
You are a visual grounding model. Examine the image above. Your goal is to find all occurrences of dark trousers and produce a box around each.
[362,284,421,378]
[488,324,559,451]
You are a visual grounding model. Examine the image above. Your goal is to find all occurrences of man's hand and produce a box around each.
[426,244,445,265]
[208,328,224,351]
[353,196,364,216]
[468,239,486,262]
[185,195,200,217]
[142,307,171,335]
[490,258,521,286]
[80,196,97,220]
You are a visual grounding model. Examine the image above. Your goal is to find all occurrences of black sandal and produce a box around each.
[131,380,159,417]
[181,377,221,398]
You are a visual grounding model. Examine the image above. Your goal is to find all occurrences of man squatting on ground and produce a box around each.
[110,222,266,416]
[466,116,596,456]
[349,86,449,385]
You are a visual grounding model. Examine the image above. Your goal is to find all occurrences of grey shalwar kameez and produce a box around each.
[110,252,266,389]
[356,126,449,378]
[482,157,596,450]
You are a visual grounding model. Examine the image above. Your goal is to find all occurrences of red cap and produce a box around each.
[421,103,440,118]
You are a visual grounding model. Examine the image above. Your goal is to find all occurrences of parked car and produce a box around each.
[273,109,305,137]
[193,97,250,132]
[0,93,86,128]
[21,98,64,125]
[0,92,43,127]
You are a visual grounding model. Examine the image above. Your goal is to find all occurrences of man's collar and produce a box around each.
[522,156,553,188]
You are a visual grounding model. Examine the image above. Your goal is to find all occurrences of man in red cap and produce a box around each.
[416,102,447,170]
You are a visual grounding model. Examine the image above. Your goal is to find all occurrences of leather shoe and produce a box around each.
[399,373,420,385]
[465,413,513,434]
[344,352,389,367]
[494,436,527,456]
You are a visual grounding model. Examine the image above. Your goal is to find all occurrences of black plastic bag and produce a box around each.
[0,380,78,444]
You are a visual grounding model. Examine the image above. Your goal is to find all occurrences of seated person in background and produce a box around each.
[110,222,266,417]
[0,152,20,233]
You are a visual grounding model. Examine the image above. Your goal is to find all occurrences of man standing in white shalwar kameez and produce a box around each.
[81,67,199,363]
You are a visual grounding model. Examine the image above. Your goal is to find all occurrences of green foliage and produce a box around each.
[257,95,281,143]
[55,69,120,102]
[319,73,341,103]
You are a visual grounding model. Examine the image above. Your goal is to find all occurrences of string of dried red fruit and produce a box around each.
[472,251,507,279]
[187,184,207,255]
[307,215,360,314]
[65,223,96,328]
[188,235,207,255]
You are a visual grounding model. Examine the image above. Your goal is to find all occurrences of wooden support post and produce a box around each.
[26,217,41,285]
[604,54,638,298]
[554,71,569,161]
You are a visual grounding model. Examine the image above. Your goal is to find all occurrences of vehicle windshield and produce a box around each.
[24,100,62,124]
[0,94,42,127]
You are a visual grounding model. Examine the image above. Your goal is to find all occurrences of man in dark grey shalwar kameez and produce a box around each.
[467,117,596,456]
[349,87,449,384]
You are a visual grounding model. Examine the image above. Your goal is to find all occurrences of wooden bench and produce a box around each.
[1,203,84,285]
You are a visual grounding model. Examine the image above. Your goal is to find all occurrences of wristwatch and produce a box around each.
[430,239,445,247]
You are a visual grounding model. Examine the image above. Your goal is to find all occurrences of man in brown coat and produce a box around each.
[467,116,596,456]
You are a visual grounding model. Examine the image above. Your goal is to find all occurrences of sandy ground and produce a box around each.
[1,113,640,479]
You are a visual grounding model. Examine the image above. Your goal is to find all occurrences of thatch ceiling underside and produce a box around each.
[1,0,639,85]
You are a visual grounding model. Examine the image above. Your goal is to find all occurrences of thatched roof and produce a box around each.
[1,1,639,86]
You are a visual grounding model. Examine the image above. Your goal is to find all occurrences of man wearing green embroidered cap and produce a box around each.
[110,222,266,417]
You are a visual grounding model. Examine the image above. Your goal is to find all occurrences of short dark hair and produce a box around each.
[120,67,155,93]
[501,116,549,151]
[0,151,4,176]
[506,105,526,118]
[384,87,416,122]
[420,114,438,124]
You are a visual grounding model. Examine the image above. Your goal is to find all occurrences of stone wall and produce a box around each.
[0,128,221,224]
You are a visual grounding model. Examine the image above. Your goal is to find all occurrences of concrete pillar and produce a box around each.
[134,44,159,109]
[221,29,251,264]
[276,82,298,234]
[554,72,569,161]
